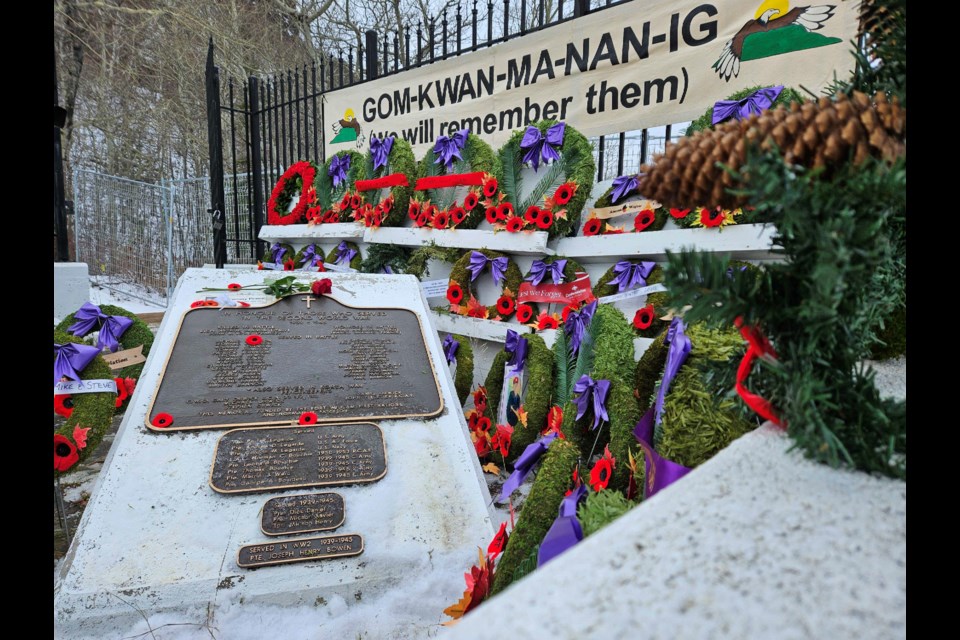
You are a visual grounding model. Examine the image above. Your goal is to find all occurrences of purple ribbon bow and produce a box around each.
[443,334,459,365]
[726,265,748,279]
[520,122,565,171]
[563,300,597,356]
[328,153,351,187]
[573,374,610,430]
[370,135,394,172]
[496,432,557,502]
[611,174,639,203]
[270,243,286,265]
[335,241,358,265]
[611,260,656,293]
[537,482,587,567]
[504,329,528,373]
[712,85,784,126]
[300,244,322,267]
[382,265,394,275]
[433,128,469,171]
[54,342,101,387]
[654,318,692,426]
[467,251,508,286]
[67,302,134,353]
[525,259,567,286]
[634,408,692,498]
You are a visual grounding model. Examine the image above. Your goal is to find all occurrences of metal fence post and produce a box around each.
[205,38,227,268]
[365,30,378,80]
[248,76,265,259]
[162,178,175,299]
[574,0,590,18]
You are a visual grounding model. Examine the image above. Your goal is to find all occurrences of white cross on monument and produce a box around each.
[301,295,316,309]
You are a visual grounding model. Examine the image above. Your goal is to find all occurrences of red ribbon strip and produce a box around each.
[414,172,485,191]
[733,316,783,427]
[354,174,409,192]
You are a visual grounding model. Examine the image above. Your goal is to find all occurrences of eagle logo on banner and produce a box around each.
[331,107,366,148]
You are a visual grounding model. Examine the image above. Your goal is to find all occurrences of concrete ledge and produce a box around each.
[55,262,89,323]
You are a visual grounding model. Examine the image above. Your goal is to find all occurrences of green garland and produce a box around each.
[450,333,473,406]
[405,245,463,280]
[490,438,579,594]
[595,263,670,338]
[54,330,117,477]
[685,85,806,136]
[55,304,155,383]
[360,243,412,274]
[577,489,635,536]
[415,133,500,229]
[260,242,296,270]
[591,180,668,233]
[317,149,367,216]
[868,301,906,360]
[324,241,363,271]
[361,137,417,227]
[446,248,523,320]
[481,333,555,463]
[497,120,595,239]
[516,256,589,324]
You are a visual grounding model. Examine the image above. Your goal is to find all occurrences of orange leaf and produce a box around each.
[442,589,472,624]
[482,462,500,475]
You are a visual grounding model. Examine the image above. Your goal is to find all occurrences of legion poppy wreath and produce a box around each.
[515,256,590,327]
[267,160,320,225]
[316,150,367,221]
[260,242,297,271]
[325,241,363,271]
[350,135,417,228]
[594,261,671,338]
[590,175,668,233]
[446,248,523,320]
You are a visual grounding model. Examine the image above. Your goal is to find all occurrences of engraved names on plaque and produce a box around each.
[261,493,345,536]
[237,533,364,568]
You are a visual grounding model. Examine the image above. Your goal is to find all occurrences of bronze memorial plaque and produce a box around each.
[237,533,364,568]
[261,493,346,536]
[146,295,443,431]
[210,423,387,494]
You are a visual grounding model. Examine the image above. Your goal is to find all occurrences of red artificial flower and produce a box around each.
[73,424,91,449]
[257,262,264,270]
[561,303,579,324]
[633,304,655,330]
[583,218,603,236]
[433,210,450,229]
[464,191,479,210]
[536,313,559,330]
[227,283,242,290]
[524,206,541,225]
[123,377,137,397]
[382,196,393,213]
[446,283,464,305]
[299,411,318,425]
[350,194,362,209]
[152,413,174,428]
[466,297,489,319]
[372,211,383,227]
[554,182,576,205]
[246,335,263,346]
[536,208,554,230]
[204,300,219,307]
[497,203,514,220]
[283,259,295,271]
[545,405,564,439]
[669,208,691,219]
[476,416,492,434]
[700,207,725,228]
[341,193,353,209]
[565,467,581,496]
[54,394,73,418]
[634,209,655,232]
[408,201,421,220]
[589,445,617,492]
[467,412,480,431]
[114,377,129,408]
[516,304,534,324]
[323,210,339,223]
[474,434,492,457]
[312,279,332,296]
[473,386,488,414]
[491,423,514,456]
[496,295,515,316]
[603,224,626,235]
[485,206,501,224]
[483,177,498,198]
[462,556,491,614]
[190,300,206,308]
[449,206,467,226]
[54,434,79,472]
[416,210,431,227]
[505,216,525,233]
[305,207,320,223]
[488,521,509,557]
[237,301,251,307]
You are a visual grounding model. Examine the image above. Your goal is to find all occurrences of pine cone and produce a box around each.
[639,91,906,209]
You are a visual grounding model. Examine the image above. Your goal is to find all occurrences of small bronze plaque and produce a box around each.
[237,533,364,568]
[261,493,345,536]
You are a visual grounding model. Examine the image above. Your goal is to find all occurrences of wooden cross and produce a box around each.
[301,295,316,309]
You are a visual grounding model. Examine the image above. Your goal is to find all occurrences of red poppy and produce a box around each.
[473,386,488,414]
[537,314,559,330]
[700,207,725,228]
[305,207,320,223]
[341,193,352,208]
[554,182,575,205]
[449,206,467,226]
[633,304,655,330]
[497,202,514,219]
[496,295,515,316]
[54,434,79,472]
[433,210,450,229]
[362,212,373,227]
[323,210,339,223]
[114,377,129,408]
[204,300,219,307]
[485,206,501,224]
[257,262,264,270]
[505,216,525,233]
[523,206,540,224]
[589,445,616,491]
[464,191,479,210]
[565,466,581,496]
[382,197,393,213]
[315,262,327,273]
[416,210,431,227]
[474,435,491,457]
[54,394,74,418]
[372,211,383,227]
[561,303,580,324]
[246,335,263,346]
[483,177,498,198]
[516,304,534,324]
[408,201,421,220]
[669,208,691,219]
[350,194,362,209]
[283,259,295,271]
[491,423,513,456]
[583,218,603,236]
[488,521,509,557]
[446,283,464,305]
[227,283,242,290]
[467,412,480,431]
[237,301,251,307]
[190,300,206,308]
[312,279,332,296]
[476,416,492,433]
[634,209,655,232]
[152,412,174,428]
[299,411,318,425]
[536,209,554,230]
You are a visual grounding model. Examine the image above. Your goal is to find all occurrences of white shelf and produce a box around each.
[551,223,779,263]
[364,226,553,255]
[428,309,533,342]
[258,223,365,244]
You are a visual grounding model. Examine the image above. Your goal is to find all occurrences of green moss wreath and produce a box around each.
[591,178,668,233]
[317,149,367,219]
[448,333,474,406]
[325,241,363,271]
[685,85,806,136]
[260,242,297,270]
[446,248,523,320]
[292,243,327,271]
[515,256,589,325]
[595,262,670,338]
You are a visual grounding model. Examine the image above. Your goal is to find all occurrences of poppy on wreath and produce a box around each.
[464,191,479,210]
[496,295,515,316]
[524,206,541,225]
[505,216,525,233]
[246,335,263,346]
[323,210,339,223]
[516,304,534,324]
[583,218,603,236]
[433,210,450,229]
[283,259,296,271]
[450,205,467,226]
[491,423,513,457]
[669,208,691,219]
[54,394,74,418]
[416,210,432,228]
[467,411,480,431]
[446,283,464,305]
[204,300,219,307]
[54,434,79,472]
[482,176,498,198]
[561,302,581,324]
[299,411,318,425]
[496,203,514,220]
[589,445,617,491]
[350,194,363,209]
[473,386,488,414]
[633,305,655,330]
[382,196,394,213]
[485,206,502,225]
[190,300,207,308]
[634,209,656,232]
[408,200,421,220]
[700,207,726,228]
[114,377,129,408]
[475,416,492,434]
[474,434,492,457]
[341,193,353,209]
[553,182,576,205]
[536,209,554,230]
[536,313,559,330]
[152,413,174,428]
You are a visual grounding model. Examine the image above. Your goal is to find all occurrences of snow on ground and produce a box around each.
[88,276,167,313]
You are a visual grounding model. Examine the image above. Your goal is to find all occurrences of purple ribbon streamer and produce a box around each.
[726,265,748,279]
[328,154,351,187]
[610,174,639,203]
[370,135,394,172]
[563,300,597,356]
[67,302,134,352]
[572,374,611,430]
[654,318,692,426]
[442,334,459,365]
[299,244,322,267]
[611,261,656,293]
[433,128,468,171]
[537,483,587,567]
[382,265,394,275]
[633,408,692,498]
[712,85,784,126]
[496,432,557,502]
[467,251,507,286]
[335,241,358,265]
[519,122,565,171]
[270,243,286,265]
[54,342,101,387]
[504,329,528,373]
[525,259,567,286]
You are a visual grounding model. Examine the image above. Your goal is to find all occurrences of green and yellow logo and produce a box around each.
[331,108,365,148]
[714,1,842,82]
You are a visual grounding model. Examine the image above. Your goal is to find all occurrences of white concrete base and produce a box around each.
[54,262,90,323]
[449,425,906,639]
[55,268,496,639]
